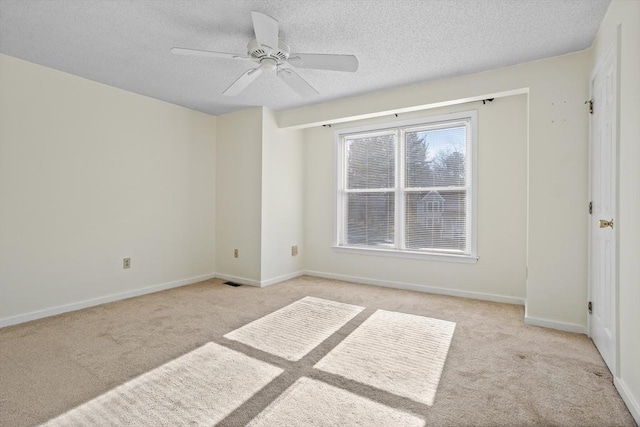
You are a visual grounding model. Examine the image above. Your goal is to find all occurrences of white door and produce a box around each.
[589,43,617,374]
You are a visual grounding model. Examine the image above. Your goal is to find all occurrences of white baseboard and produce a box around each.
[260,271,305,287]
[0,272,217,328]
[303,270,525,305]
[216,271,305,288]
[523,313,586,334]
[615,376,640,425]
[215,273,261,287]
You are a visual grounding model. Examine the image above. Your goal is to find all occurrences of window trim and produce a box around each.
[333,110,478,263]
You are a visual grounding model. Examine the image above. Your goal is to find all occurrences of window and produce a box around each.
[335,111,477,261]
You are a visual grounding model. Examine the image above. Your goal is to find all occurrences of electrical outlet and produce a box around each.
[234,249,239,258]
[291,245,298,256]
[123,258,131,269]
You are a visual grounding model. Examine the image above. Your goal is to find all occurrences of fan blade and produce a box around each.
[278,68,319,98]
[288,53,358,72]
[251,11,279,52]
[171,47,249,61]
[223,67,263,96]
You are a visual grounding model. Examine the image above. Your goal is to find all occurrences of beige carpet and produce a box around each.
[41,342,282,426]
[0,276,636,426]
[39,299,451,425]
[315,309,455,406]
[248,377,424,427]
[224,296,364,361]
[40,298,443,426]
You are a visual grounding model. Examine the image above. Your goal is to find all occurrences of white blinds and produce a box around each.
[404,125,468,253]
[340,118,472,255]
[344,132,395,246]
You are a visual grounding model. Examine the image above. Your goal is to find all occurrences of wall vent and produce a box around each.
[225,281,242,287]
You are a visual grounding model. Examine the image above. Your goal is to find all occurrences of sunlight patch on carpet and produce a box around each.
[315,309,456,406]
[224,296,364,361]
[248,377,425,427]
[42,342,282,426]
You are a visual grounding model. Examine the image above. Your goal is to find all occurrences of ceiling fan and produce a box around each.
[171,11,358,97]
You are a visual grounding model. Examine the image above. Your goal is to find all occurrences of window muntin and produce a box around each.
[336,112,476,259]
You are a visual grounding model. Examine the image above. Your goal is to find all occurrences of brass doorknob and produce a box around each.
[599,219,614,229]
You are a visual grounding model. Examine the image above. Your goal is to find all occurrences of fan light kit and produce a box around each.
[171,11,358,97]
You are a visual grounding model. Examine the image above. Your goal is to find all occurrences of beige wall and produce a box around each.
[215,107,263,284]
[260,108,305,284]
[215,107,305,286]
[303,96,527,302]
[0,54,217,325]
[592,0,640,422]
[280,50,591,331]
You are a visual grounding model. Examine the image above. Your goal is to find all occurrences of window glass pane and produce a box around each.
[406,126,466,188]
[405,190,467,252]
[346,133,395,189]
[346,192,394,246]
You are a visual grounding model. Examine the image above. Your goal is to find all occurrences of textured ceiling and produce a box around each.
[0,0,610,116]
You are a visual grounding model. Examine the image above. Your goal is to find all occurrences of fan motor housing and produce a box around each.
[247,39,290,65]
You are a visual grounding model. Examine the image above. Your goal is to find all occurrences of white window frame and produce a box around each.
[334,110,478,263]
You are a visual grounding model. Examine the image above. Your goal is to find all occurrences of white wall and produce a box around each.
[215,107,263,284]
[592,0,640,422]
[0,54,217,325]
[280,50,591,331]
[304,95,527,302]
[260,108,305,284]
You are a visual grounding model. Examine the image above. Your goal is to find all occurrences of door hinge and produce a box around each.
[589,201,593,214]
[585,99,594,114]
[588,301,593,314]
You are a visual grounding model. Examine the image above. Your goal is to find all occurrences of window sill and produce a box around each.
[332,245,478,264]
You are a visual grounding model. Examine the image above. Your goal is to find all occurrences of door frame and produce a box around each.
[587,36,619,376]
